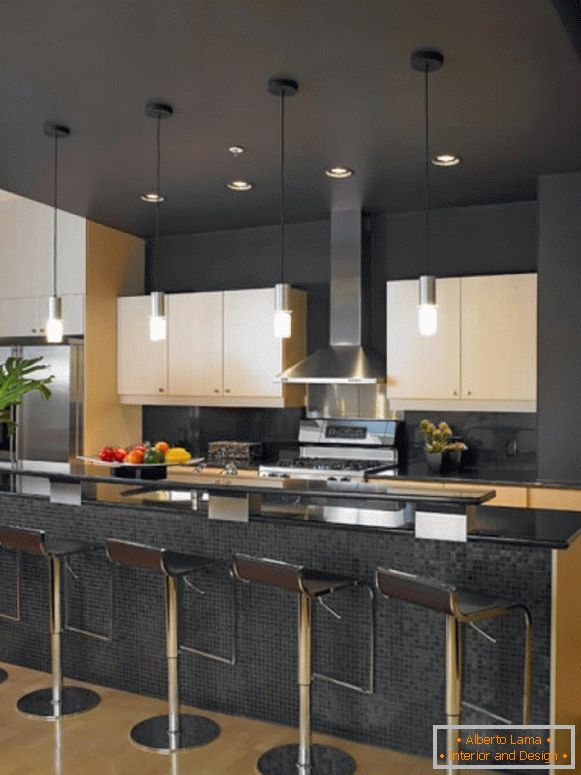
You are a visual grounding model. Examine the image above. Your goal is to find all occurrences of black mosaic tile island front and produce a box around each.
[0,493,552,771]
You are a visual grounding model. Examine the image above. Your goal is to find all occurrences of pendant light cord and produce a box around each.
[424,65,431,275]
[279,90,286,284]
[52,134,59,298]
[154,114,161,290]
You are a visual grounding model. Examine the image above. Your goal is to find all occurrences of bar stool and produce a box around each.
[233,553,357,775]
[0,668,7,683]
[375,567,532,768]
[0,525,101,719]
[106,538,221,753]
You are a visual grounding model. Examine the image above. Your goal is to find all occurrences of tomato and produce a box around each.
[126,449,145,465]
[114,447,127,463]
[155,441,170,455]
[98,447,116,462]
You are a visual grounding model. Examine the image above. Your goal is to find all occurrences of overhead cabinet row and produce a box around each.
[386,273,537,410]
[117,287,306,407]
[0,193,87,338]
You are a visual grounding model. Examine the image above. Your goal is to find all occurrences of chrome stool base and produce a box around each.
[17,686,101,720]
[257,744,356,775]
[130,713,220,754]
[0,668,7,684]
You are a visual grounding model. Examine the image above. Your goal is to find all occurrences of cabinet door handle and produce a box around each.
[452,390,458,396]
[466,390,472,396]
[159,388,165,393]
[213,389,220,394]
[224,389,231,394]
[31,328,37,333]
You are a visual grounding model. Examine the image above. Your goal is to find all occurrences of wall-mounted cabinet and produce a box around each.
[118,286,306,408]
[386,273,537,411]
[0,193,86,338]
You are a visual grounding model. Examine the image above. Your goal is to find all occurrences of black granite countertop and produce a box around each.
[0,460,495,506]
[1,461,580,549]
[373,459,581,489]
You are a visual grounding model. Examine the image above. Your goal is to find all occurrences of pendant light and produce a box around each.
[412,48,444,337]
[269,77,298,339]
[142,101,173,342]
[43,122,70,343]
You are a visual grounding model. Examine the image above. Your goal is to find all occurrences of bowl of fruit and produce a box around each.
[82,442,198,480]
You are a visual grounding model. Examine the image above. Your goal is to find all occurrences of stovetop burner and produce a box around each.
[277,458,390,472]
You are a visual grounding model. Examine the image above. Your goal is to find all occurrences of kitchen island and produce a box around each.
[0,462,578,769]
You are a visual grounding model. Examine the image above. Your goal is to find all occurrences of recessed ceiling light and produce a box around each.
[325,166,354,179]
[228,145,245,156]
[227,180,253,191]
[140,192,165,203]
[431,154,461,167]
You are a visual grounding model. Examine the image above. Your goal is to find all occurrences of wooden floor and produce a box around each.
[0,664,487,774]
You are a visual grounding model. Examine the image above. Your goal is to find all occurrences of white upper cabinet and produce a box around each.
[168,292,223,396]
[387,278,461,399]
[460,274,537,401]
[223,288,283,398]
[117,288,306,407]
[117,296,167,396]
[386,273,537,410]
[0,194,85,299]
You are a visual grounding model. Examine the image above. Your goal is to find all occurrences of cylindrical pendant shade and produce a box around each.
[46,295,64,343]
[418,276,438,337]
[274,283,292,339]
[149,291,167,342]
[418,275,436,307]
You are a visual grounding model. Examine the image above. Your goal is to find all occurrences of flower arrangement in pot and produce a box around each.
[0,356,53,434]
[420,419,467,474]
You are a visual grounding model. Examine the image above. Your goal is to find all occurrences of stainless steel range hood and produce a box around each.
[279,209,385,384]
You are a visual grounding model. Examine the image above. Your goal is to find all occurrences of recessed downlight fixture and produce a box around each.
[325,166,354,179]
[228,145,245,156]
[140,192,165,203]
[227,180,253,191]
[431,153,461,167]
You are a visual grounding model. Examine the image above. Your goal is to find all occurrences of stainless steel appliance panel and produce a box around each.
[20,345,82,462]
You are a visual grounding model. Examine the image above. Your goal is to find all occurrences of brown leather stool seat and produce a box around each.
[376,567,532,773]
[233,553,357,775]
[0,524,101,719]
[106,538,220,754]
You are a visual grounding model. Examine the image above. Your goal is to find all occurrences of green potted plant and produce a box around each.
[420,419,467,474]
[0,355,53,434]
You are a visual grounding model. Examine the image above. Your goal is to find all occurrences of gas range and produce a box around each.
[259,419,401,482]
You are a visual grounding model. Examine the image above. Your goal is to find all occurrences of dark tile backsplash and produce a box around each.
[143,406,303,461]
[404,411,537,471]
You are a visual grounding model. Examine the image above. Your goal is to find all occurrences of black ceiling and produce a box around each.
[0,0,580,237]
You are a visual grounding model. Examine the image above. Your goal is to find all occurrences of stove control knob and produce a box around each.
[328,476,338,482]
[340,477,352,482]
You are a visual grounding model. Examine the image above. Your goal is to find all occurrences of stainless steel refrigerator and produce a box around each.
[0,343,83,463]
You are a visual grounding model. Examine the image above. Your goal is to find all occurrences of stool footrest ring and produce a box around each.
[257,744,356,775]
[17,686,100,720]
[130,713,220,754]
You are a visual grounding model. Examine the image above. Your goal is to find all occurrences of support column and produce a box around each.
[445,616,462,775]
[297,593,312,775]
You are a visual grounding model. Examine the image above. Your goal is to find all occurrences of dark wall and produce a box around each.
[148,220,331,355]
[145,201,538,451]
[148,200,538,357]
[538,172,581,480]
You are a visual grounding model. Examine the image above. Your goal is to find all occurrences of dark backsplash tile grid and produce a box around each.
[0,494,551,765]
[143,406,303,460]
[405,411,538,470]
